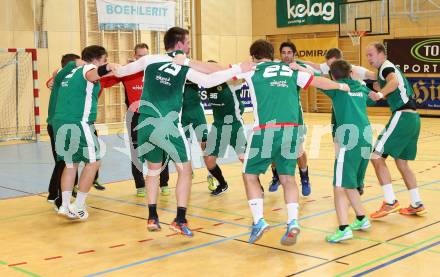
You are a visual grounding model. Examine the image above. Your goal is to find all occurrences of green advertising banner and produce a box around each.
[277,0,342,27]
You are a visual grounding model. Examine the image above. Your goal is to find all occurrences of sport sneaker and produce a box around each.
[57,205,77,219]
[207,174,217,191]
[268,177,280,192]
[299,168,311,196]
[170,220,193,237]
[211,183,228,196]
[399,202,427,216]
[147,218,161,231]
[370,200,400,219]
[136,187,145,197]
[160,186,170,196]
[349,217,371,231]
[326,227,353,243]
[68,203,89,221]
[281,219,301,246]
[93,180,105,191]
[248,218,270,244]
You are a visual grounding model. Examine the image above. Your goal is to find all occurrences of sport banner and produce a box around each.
[276,0,342,27]
[384,38,440,73]
[293,37,339,64]
[96,0,175,31]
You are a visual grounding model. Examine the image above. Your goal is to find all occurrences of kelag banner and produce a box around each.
[384,38,440,73]
[372,77,440,110]
[96,0,175,31]
[276,0,341,27]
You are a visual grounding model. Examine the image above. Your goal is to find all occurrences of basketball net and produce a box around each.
[348,31,367,46]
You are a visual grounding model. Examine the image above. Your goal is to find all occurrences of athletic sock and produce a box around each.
[248,198,264,224]
[208,165,227,186]
[176,207,187,224]
[409,188,421,207]
[61,191,72,208]
[286,202,299,224]
[339,225,349,231]
[356,215,365,221]
[74,191,88,209]
[148,204,158,219]
[382,184,396,204]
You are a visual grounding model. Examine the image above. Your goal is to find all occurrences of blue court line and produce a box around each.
[85,179,440,276]
[352,240,440,277]
[90,194,250,229]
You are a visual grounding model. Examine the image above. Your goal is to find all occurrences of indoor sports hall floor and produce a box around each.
[1,113,439,277]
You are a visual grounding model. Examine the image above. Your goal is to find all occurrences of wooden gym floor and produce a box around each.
[0,113,439,277]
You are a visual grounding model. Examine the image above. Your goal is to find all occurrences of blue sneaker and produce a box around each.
[299,168,311,196]
[248,218,270,244]
[170,221,194,237]
[269,177,280,192]
[281,219,301,246]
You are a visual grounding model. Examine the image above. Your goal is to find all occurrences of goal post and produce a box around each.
[0,48,40,141]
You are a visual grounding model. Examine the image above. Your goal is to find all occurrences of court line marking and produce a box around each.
[84,179,440,277]
[0,260,41,277]
[335,235,440,277]
[351,240,440,277]
[285,221,440,276]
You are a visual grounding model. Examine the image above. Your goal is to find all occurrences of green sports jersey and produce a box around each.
[47,61,77,125]
[182,82,201,110]
[378,60,414,112]
[237,61,313,127]
[53,64,101,123]
[205,82,243,124]
[320,79,372,143]
[138,51,189,118]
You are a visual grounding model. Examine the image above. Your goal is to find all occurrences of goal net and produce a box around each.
[0,49,39,141]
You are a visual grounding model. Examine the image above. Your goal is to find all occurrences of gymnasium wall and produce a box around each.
[0,0,81,133]
[195,0,253,64]
[252,0,440,115]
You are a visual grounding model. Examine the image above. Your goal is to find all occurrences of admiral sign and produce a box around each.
[276,0,341,27]
[384,38,440,73]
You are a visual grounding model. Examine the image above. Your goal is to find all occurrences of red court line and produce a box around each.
[322,196,332,198]
[234,217,245,221]
[213,222,224,226]
[138,239,153,243]
[78,250,95,255]
[272,208,282,211]
[306,200,316,203]
[8,262,27,266]
[109,244,125,249]
[166,233,179,237]
[365,185,373,188]
[44,256,62,261]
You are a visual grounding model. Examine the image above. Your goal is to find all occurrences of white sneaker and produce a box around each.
[58,205,77,219]
[68,203,89,221]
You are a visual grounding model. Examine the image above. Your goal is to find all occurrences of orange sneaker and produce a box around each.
[147,218,161,231]
[370,200,400,219]
[170,220,193,237]
[399,203,427,216]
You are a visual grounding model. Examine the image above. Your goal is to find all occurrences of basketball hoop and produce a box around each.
[348,31,367,46]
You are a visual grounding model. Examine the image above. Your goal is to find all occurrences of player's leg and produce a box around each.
[59,163,79,218]
[92,128,105,191]
[297,125,311,196]
[243,131,270,243]
[278,174,300,246]
[395,159,426,215]
[127,111,146,197]
[159,152,170,196]
[146,160,162,231]
[47,124,60,202]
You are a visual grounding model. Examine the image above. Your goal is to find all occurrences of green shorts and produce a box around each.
[205,121,247,158]
[53,120,101,164]
[181,104,208,142]
[374,111,420,160]
[333,144,371,189]
[137,114,190,164]
[243,127,300,176]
